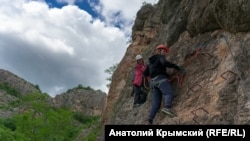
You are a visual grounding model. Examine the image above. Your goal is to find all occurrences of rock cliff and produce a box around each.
[52,89,106,116]
[0,69,39,96]
[0,69,106,117]
[102,0,250,127]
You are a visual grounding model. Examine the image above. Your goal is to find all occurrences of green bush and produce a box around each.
[0,83,20,97]
[0,118,16,131]
[0,90,101,141]
[0,125,29,141]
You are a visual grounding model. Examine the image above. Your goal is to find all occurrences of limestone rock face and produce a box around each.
[0,90,19,118]
[52,89,106,116]
[0,69,107,117]
[0,69,39,117]
[0,69,39,96]
[102,0,250,126]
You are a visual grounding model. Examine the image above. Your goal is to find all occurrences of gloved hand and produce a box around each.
[178,66,186,73]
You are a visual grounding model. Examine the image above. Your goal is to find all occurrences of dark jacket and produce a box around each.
[144,54,180,78]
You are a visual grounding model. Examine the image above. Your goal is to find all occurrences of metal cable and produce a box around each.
[222,35,247,97]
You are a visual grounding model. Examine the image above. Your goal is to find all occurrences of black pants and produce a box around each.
[133,85,147,105]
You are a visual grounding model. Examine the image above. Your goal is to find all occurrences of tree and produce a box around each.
[105,63,118,88]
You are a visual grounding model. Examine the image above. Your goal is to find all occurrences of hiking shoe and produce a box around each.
[145,121,152,125]
[161,108,176,117]
[144,119,152,125]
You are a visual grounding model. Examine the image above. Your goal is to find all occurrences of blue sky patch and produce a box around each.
[45,0,99,18]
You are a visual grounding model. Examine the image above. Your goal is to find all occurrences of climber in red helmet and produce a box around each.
[143,44,184,125]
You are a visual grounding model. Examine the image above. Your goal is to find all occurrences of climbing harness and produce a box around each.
[151,76,168,89]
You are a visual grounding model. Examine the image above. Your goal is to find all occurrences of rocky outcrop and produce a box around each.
[0,69,107,117]
[0,69,39,96]
[102,0,250,128]
[0,90,19,118]
[52,89,106,116]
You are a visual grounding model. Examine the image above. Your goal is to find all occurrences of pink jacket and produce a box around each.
[133,63,146,86]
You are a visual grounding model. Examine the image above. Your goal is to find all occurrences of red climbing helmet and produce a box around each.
[155,44,169,53]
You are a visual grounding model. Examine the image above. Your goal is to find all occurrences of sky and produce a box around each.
[0,0,158,97]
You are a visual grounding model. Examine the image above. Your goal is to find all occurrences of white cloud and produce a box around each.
[56,0,76,5]
[0,0,158,97]
[91,0,158,34]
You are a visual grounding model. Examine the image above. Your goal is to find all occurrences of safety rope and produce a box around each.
[167,47,203,88]
[224,2,247,97]
[168,71,185,87]
[143,77,150,90]
[222,35,247,97]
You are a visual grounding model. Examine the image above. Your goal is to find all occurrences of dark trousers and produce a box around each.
[148,77,174,121]
[133,85,143,104]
